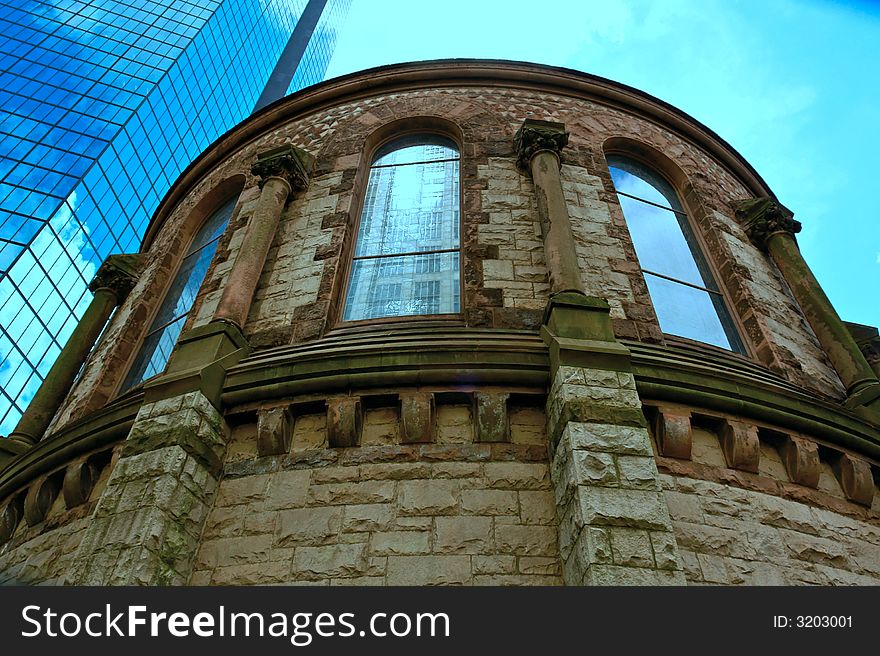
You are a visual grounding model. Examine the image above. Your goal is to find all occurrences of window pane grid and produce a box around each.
[344,139,461,322]
[607,155,743,353]
[122,197,233,389]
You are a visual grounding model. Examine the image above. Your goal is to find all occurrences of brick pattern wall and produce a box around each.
[665,474,880,585]
[191,403,561,585]
[0,461,113,584]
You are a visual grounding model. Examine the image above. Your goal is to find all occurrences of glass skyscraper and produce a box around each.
[0,0,351,434]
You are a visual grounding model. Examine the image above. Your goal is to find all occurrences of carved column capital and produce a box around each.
[731,197,802,251]
[514,118,569,170]
[88,253,144,301]
[251,144,313,192]
[845,321,880,374]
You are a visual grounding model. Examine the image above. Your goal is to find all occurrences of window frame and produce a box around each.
[118,193,237,392]
[604,150,750,356]
[336,130,465,328]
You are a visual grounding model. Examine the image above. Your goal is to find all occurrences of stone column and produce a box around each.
[514,119,586,296]
[213,144,312,329]
[543,293,686,585]
[734,198,880,417]
[2,254,141,458]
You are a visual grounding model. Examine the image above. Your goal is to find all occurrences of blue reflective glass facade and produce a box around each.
[0,0,350,433]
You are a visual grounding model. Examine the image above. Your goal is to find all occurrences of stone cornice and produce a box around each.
[142,59,778,250]
[251,144,312,192]
[732,197,802,251]
[88,253,144,301]
[514,118,569,169]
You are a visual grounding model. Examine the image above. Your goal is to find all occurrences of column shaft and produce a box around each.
[8,290,117,445]
[767,233,876,395]
[213,175,291,328]
[530,150,586,295]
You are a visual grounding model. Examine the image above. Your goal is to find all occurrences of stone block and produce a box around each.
[308,481,395,505]
[585,564,687,586]
[573,451,617,485]
[342,504,395,532]
[495,524,557,556]
[370,531,431,555]
[649,531,681,571]
[518,490,556,525]
[215,473,272,507]
[472,555,517,574]
[386,555,471,585]
[263,469,311,510]
[567,423,653,456]
[461,489,518,515]
[616,455,660,490]
[293,543,369,578]
[577,487,672,531]
[483,462,550,489]
[398,480,459,515]
[434,516,493,554]
[277,507,342,545]
[609,527,655,568]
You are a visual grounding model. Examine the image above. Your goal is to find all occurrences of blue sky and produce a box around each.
[325,0,880,327]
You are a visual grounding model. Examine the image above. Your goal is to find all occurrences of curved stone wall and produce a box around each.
[1,61,877,586]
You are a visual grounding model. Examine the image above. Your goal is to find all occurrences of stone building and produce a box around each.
[1,60,879,586]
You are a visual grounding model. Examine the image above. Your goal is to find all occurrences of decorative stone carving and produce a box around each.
[474,391,510,443]
[779,434,820,488]
[513,118,569,169]
[652,406,692,460]
[62,459,99,508]
[88,253,144,300]
[327,397,363,448]
[23,475,61,526]
[251,144,313,192]
[399,392,435,444]
[731,197,802,251]
[0,498,22,544]
[719,419,760,473]
[257,406,293,456]
[845,321,880,376]
[832,452,875,507]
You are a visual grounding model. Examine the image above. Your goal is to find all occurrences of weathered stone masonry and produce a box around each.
[1,60,878,586]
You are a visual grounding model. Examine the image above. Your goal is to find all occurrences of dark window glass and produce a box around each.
[343,136,461,321]
[122,197,233,389]
[607,155,744,352]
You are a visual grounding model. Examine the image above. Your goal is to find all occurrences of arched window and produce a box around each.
[122,197,235,389]
[342,135,461,321]
[606,155,744,352]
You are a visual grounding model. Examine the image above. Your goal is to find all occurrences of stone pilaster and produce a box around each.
[543,293,685,585]
[67,391,225,584]
[514,119,586,296]
[1,254,142,463]
[214,144,312,329]
[734,198,880,420]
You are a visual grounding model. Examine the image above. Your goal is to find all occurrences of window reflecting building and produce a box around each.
[0,0,351,433]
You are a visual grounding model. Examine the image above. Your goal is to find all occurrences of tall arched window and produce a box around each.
[343,135,461,321]
[122,197,235,389]
[607,155,744,352]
